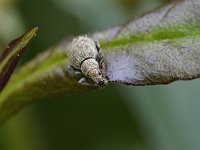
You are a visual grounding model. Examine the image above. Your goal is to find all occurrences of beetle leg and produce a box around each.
[96,50,106,75]
[67,65,82,77]
[68,65,98,86]
[97,50,105,69]
[97,50,104,62]
[78,77,97,86]
[94,40,101,52]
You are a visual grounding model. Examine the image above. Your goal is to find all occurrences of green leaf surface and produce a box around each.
[1,0,200,124]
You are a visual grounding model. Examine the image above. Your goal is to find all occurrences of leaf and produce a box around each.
[105,37,200,85]
[92,0,200,85]
[0,0,200,124]
[0,27,38,92]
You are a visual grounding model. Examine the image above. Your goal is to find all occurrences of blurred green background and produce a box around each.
[1,0,200,150]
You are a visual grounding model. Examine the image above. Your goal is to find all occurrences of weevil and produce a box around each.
[67,36,108,86]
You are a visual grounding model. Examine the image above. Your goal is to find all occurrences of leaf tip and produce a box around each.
[30,26,39,38]
[33,26,39,33]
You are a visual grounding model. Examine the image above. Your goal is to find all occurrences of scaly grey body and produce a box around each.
[68,36,107,86]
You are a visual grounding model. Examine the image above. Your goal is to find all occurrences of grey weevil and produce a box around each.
[67,36,108,86]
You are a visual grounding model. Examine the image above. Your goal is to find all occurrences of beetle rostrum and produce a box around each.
[68,36,108,86]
